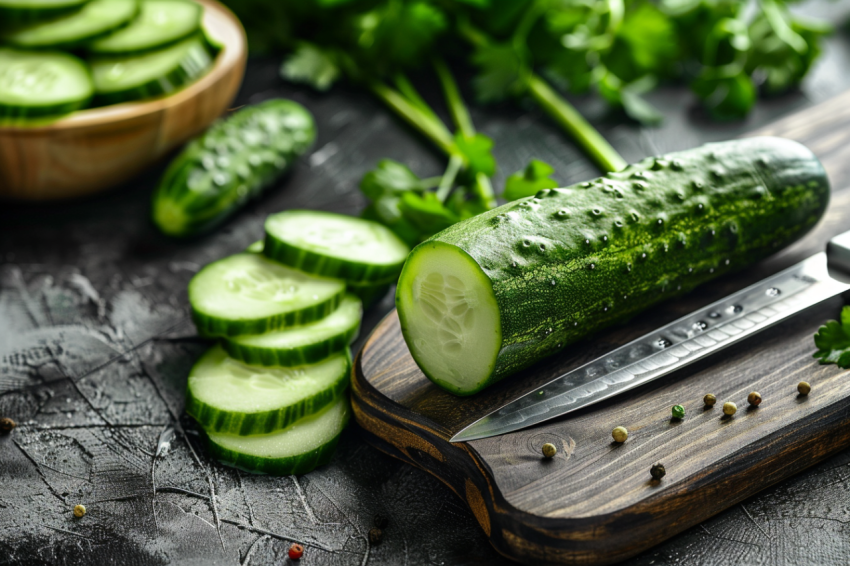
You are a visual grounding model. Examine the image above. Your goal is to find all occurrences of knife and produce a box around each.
[450,230,850,443]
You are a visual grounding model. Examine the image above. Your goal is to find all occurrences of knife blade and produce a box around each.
[450,230,850,443]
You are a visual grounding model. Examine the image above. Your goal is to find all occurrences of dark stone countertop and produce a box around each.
[4,13,850,564]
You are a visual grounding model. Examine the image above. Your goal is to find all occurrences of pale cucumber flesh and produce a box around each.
[396,241,501,395]
[0,48,93,118]
[205,395,350,476]
[88,0,202,54]
[2,0,139,48]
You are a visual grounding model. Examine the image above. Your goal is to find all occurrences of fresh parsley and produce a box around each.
[813,306,850,369]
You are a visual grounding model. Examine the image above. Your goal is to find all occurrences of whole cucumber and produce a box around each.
[396,137,830,395]
[152,99,316,237]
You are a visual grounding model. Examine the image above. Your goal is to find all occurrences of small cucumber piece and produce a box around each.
[88,0,202,54]
[205,395,350,476]
[0,48,93,119]
[0,0,88,26]
[264,210,410,284]
[2,0,138,49]
[189,253,346,337]
[89,33,212,105]
[245,240,264,253]
[186,344,350,435]
[223,294,362,367]
[151,99,316,237]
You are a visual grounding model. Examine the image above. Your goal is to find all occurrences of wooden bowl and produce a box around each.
[0,0,247,201]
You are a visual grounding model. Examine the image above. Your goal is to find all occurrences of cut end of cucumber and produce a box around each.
[152,196,191,237]
[396,241,501,395]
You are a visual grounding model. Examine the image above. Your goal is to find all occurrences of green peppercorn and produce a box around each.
[723,402,737,416]
[369,527,383,545]
[650,463,666,481]
[703,394,716,407]
[747,392,762,407]
[541,443,557,458]
[0,417,15,434]
[73,504,86,518]
[672,405,685,419]
[612,426,628,443]
[798,381,811,395]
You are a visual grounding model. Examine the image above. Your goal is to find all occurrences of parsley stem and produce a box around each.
[394,74,443,128]
[527,75,627,173]
[433,58,474,138]
[368,81,455,156]
[436,154,463,203]
[472,172,496,209]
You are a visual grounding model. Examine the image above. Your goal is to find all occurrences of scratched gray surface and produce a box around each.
[4,16,850,565]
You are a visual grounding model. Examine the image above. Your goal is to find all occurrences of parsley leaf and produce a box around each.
[454,133,496,177]
[813,306,850,368]
[503,159,558,201]
[471,42,530,102]
[281,44,341,91]
[359,159,429,200]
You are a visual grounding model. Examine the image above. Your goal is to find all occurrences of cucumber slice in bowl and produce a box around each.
[89,33,212,105]
[189,253,346,337]
[0,0,88,26]
[396,241,501,396]
[223,294,362,367]
[264,210,410,284]
[205,395,350,476]
[88,0,202,54]
[3,0,139,49]
[186,345,350,435]
[0,48,93,119]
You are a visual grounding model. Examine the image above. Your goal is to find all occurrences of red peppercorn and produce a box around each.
[288,543,304,560]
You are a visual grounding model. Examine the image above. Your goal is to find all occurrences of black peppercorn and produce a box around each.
[650,463,666,481]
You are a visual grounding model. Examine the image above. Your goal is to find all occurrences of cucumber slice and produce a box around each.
[348,280,391,308]
[0,48,93,119]
[223,294,362,367]
[189,253,346,337]
[88,0,202,54]
[3,0,139,49]
[264,210,410,284]
[205,395,350,476]
[186,344,350,435]
[396,242,501,396]
[89,33,212,105]
[0,0,88,26]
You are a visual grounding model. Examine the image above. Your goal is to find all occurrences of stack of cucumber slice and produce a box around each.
[0,0,213,120]
[186,210,410,475]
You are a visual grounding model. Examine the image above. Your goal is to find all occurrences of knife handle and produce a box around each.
[827,230,850,281]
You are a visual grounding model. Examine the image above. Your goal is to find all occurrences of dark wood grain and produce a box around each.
[352,89,850,565]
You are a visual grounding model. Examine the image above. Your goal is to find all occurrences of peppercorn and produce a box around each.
[73,504,86,518]
[612,426,628,443]
[723,402,737,416]
[541,443,557,458]
[369,527,383,545]
[374,513,389,529]
[798,381,811,395]
[288,543,304,560]
[0,417,16,434]
[672,405,685,419]
[650,463,666,481]
[747,392,762,407]
[703,394,716,407]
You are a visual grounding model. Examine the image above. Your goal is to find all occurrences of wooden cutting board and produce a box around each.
[351,92,850,566]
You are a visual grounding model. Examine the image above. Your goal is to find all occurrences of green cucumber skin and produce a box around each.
[152,99,316,237]
[222,324,360,368]
[205,428,345,476]
[264,232,403,284]
[348,281,391,308]
[191,290,343,338]
[0,1,86,27]
[185,351,351,435]
[400,137,830,395]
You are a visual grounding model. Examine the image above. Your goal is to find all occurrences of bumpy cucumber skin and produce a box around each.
[400,137,830,395]
[222,297,361,367]
[185,349,351,435]
[152,99,316,237]
[205,428,345,476]
[263,211,408,284]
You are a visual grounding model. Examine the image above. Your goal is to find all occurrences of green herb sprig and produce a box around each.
[814,306,850,369]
